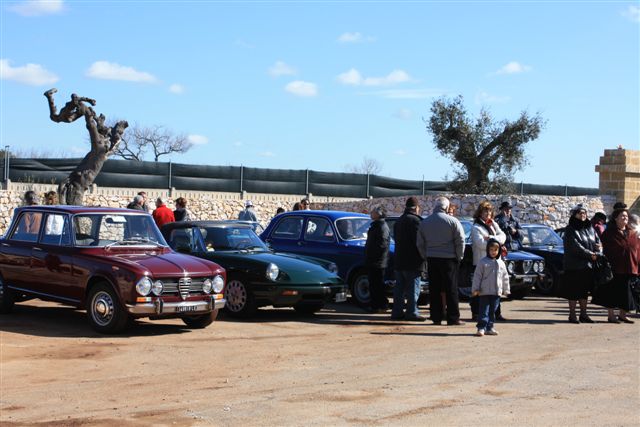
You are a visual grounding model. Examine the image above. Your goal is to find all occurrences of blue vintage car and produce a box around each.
[458,219,545,299]
[260,210,428,306]
[520,223,564,295]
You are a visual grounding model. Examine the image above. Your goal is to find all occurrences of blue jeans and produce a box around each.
[476,295,500,331]
[393,270,420,318]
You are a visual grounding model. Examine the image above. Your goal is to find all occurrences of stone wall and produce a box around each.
[596,148,640,213]
[315,194,616,230]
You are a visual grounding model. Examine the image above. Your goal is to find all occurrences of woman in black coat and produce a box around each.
[365,205,390,313]
[561,204,601,323]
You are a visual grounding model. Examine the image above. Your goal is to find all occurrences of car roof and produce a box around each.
[161,220,252,232]
[521,223,551,228]
[13,205,150,215]
[274,210,369,220]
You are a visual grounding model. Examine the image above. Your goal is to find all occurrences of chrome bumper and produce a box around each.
[126,297,226,315]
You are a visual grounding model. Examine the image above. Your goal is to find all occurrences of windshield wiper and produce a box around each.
[105,238,161,249]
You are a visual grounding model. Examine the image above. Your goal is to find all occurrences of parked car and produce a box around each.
[0,206,226,333]
[161,221,347,317]
[260,210,428,306]
[520,223,564,295]
[458,219,545,299]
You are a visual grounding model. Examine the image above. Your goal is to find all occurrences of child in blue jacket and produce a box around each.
[471,238,510,336]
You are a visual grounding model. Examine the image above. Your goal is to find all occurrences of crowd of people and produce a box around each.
[364,196,639,337]
[20,190,639,335]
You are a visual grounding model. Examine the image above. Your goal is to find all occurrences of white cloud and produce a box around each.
[268,61,297,77]
[366,89,443,99]
[86,61,158,83]
[394,149,408,156]
[8,0,63,16]
[475,91,511,105]
[392,108,413,120]
[187,134,208,145]
[622,5,640,22]
[259,151,275,157]
[285,80,318,97]
[337,32,375,43]
[0,59,58,86]
[168,84,184,94]
[494,61,532,75]
[337,68,413,86]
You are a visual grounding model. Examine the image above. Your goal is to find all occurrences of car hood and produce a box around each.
[111,252,221,277]
[523,245,564,255]
[197,250,341,282]
[505,250,544,261]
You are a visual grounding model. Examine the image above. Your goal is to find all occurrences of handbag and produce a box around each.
[592,256,613,286]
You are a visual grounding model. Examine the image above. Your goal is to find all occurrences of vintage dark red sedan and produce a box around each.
[0,206,226,333]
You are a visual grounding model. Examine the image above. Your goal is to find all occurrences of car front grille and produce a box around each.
[161,278,206,299]
[521,260,533,274]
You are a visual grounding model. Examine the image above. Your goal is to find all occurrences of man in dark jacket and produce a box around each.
[495,201,522,250]
[392,197,426,321]
[365,205,390,313]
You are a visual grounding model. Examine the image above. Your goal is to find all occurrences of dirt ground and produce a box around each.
[1,296,638,426]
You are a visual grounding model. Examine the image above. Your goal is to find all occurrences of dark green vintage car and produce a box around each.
[161,221,347,317]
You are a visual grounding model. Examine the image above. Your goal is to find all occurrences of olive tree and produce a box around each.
[426,95,545,194]
[113,125,192,162]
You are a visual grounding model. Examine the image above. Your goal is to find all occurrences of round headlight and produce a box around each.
[506,261,515,274]
[538,261,545,272]
[212,275,224,293]
[151,280,164,296]
[327,263,339,274]
[136,277,152,296]
[266,263,279,281]
[202,278,213,294]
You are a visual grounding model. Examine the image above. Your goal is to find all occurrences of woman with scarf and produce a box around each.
[470,201,507,321]
[591,208,638,323]
[561,204,601,323]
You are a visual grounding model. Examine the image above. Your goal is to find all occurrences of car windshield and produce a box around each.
[335,218,371,240]
[73,213,167,247]
[522,226,563,247]
[200,226,268,251]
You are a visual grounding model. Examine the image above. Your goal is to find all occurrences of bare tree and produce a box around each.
[344,157,383,175]
[113,125,192,162]
[43,88,128,205]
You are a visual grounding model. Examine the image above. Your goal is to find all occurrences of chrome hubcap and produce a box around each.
[92,291,114,326]
[225,280,247,312]
[354,276,370,302]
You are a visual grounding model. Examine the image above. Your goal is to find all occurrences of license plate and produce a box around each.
[523,277,533,283]
[176,304,198,313]
[334,292,347,303]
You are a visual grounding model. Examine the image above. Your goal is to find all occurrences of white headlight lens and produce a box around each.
[538,261,545,272]
[212,275,224,293]
[151,280,164,296]
[533,262,541,273]
[202,278,213,294]
[136,277,152,296]
[507,262,515,274]
[266,263,279,281]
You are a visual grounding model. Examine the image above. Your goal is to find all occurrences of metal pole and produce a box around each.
[305,169,309,195]
[168,160,172,190]
[240,165,244,193]
[422,174,425,196]
[366,173,370,198]
[565,184,568,197]
[4,145,9,182]
[520,182,524,195]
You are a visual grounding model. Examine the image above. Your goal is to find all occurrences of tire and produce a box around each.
[182,309,218,328]
[0,275,15,314]
[535,267,557,295]
[224,278,256,318]
[349,271,371,307]
[87,283,130,334]
[293,302,324,315]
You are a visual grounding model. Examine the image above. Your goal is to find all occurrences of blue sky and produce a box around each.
[1,0,639,189]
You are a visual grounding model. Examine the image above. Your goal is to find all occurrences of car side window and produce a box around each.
[305,217,335,242]
[41,214,71,246]
[272,217,303,239]
[10,212,44,242]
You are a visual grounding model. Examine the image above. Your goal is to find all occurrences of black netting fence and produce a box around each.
[0,158,599,197]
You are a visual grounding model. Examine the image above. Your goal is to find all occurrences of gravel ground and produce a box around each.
[1,296,638,426]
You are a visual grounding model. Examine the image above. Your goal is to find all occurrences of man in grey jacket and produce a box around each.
[417,196,466,325]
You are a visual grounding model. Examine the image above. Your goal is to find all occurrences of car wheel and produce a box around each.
[182,309,218,328]
[535,267,557,295]
[294,302,324,315]
[87,283,129,334]
[350,271,371,307]
[0,276,15,314]
[224,279,256,318]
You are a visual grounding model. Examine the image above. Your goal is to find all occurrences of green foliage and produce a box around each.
[426,95,545,194]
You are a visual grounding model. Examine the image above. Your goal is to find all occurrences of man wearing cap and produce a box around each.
[392,197,426,321]
[495,201,523,251]
[152,197,175,228]
[238,200,258,222]
[417,196,466,325]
